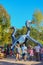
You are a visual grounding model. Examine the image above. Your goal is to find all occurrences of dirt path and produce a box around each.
[0,58,43,65]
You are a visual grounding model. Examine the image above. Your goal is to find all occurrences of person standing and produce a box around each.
[29,47,34,60]
[22,43,27,61]
[34,44,41,61]
[16,43,21,61]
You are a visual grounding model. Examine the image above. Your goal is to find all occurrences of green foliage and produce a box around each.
[32,10,43,32]
[0,6,43,47]
[0,5,11,46]
[15,26,27,38]
[33,10,43,22]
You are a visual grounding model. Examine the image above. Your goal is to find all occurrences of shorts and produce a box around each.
[22,53,27,57]
[16,52,20,54]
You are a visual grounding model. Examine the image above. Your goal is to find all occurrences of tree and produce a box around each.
[0,5,11,46]
[32,10,43,32]
[15,26,27,38]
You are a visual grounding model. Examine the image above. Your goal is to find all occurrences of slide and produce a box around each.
[11,20,42,49]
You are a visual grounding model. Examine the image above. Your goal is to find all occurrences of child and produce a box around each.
[29,47,34,60]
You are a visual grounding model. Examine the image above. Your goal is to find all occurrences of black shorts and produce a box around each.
[22,53,27,56]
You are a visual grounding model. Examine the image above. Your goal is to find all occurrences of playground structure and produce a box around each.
[11,20,42,49]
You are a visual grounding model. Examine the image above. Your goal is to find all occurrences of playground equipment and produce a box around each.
[11,20,42,49]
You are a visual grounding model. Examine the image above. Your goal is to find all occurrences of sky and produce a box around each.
[0,0,43,28]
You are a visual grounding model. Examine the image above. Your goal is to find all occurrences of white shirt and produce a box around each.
[22,46,27,54]
[34,45,41,52]
[17,47,21,53]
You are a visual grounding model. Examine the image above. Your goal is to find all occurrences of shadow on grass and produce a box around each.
[0,61,25,65]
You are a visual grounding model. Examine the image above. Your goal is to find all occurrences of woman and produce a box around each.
[16,43,21,61]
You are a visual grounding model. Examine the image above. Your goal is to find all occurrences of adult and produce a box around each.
[34,44,41,61]
[22,43,27,61]
[15,42,21,60]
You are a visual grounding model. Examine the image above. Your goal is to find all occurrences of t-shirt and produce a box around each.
[16,47,21,54]
[29,49,34,56]
[22,46,27,54]
[34,45,41,52]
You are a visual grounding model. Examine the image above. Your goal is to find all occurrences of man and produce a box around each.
[34,44,41,61]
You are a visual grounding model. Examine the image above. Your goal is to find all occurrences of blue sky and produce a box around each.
[0,0,43,28]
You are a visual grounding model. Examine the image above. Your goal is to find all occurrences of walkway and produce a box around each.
[0,58,43,65]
